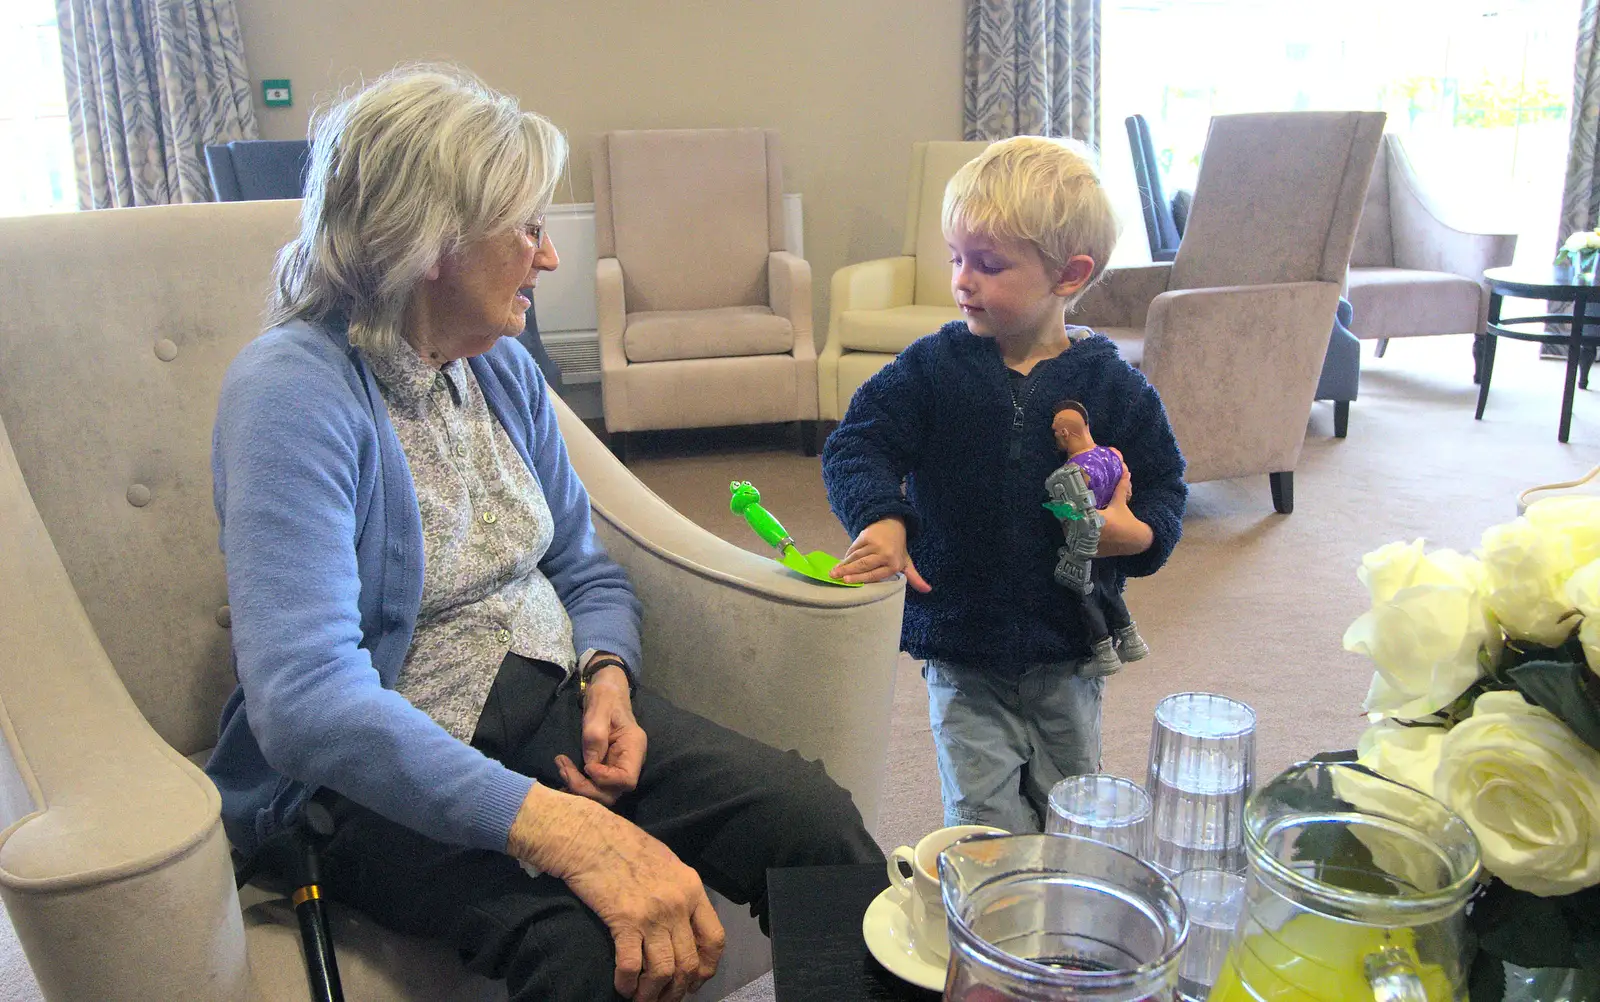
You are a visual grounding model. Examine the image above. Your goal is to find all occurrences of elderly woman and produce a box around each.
[204,68,880,1002]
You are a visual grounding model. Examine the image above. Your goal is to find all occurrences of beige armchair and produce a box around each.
[594,128,817,457]
[0,201,904,1001]
[817,140,991,420]
[1075,111,1386,513]
[1346,133,1518,359]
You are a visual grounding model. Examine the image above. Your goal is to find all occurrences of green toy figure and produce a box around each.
[729,481,862,586]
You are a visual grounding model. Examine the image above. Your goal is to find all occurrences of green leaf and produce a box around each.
[1507,660,1600,753]
[1308,748,1357,763]
[1471,880,1578,969]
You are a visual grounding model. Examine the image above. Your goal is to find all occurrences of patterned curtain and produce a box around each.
[1561,0,1600,245]
[55,0,257,209]
[963,0,1101,147]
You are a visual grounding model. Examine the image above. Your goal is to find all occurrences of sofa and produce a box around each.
[0,199,905,1000]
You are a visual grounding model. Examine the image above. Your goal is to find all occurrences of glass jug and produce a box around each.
[1208,762,1480,1002]
[940,833,1188,1001]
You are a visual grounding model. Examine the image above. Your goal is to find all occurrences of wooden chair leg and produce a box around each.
[1333,401,1349,439]
[1374,338,1389,359]
[1270,471,1294,514]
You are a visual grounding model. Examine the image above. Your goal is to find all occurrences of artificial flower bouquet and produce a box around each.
[1339,496,1600,1001]
[1558,229,1600,279]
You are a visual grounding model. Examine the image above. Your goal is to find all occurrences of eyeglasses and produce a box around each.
[525,216,545,247]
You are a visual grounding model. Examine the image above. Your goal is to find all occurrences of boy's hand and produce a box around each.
[1098,450,1152,557]
[831,517,932,592]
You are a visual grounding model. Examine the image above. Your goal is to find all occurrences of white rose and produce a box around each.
[1345,545,1493,718]
[1435,690,1600,896]
[1526,498,1600,571]
[1342,727,1451,892]
[1480,517,1580,647]
[1356,718,1446,795]
[1571,561,1600,675]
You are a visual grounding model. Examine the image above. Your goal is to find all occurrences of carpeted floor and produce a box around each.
[1,333,1593,1001]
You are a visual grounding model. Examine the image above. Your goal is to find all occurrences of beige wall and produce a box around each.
[234,0,967,342]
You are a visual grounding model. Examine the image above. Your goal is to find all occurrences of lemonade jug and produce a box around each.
[940,833,1188,1001]
[1208,762,1480,1002]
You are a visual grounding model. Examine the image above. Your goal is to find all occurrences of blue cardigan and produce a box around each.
[823,323,1187,672]
[205,321,641,857]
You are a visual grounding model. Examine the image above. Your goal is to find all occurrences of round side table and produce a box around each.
[1477,265,1599,443]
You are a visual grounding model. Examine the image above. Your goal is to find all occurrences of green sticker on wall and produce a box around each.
[262,79,292,108]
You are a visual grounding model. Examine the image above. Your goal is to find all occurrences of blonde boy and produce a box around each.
[822,136,1188,831]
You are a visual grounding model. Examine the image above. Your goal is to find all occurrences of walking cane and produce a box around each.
[235,800,344,1002]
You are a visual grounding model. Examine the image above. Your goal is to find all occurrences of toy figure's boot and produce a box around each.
[1114,623,1149,662]
[1080,636,1122,678]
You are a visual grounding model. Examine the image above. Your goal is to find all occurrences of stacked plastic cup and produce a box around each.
[1045,773,1153,859]
[1144,692,1257,876]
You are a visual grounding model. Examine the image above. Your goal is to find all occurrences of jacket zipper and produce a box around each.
[1005,369,1045,663]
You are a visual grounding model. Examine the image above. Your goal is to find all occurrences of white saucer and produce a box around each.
[861,887,949,992]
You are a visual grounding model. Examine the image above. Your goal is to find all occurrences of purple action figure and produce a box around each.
[1044,400,1149,678]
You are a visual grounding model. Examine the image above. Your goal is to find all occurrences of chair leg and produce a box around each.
[1374,338,1389,359]
[1269,472,1294,514]
[1475,336,1498,421]
[799,420,818,457]
[609,431,629,464]
[1333,401,1349,439]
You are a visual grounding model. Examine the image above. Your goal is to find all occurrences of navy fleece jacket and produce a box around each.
[822,322,1187,673]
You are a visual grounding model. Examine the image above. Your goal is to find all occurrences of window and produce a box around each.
[1,0,74,216]
[1103,0,1579,268]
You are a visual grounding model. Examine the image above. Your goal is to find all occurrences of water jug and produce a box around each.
[1207,762,1479,1002]
[940,833,1188,1001]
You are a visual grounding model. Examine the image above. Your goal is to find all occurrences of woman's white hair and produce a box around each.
[269,65,568,353]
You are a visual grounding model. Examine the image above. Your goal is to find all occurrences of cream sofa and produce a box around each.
[817,140,990,421]
[0,200,904,1000]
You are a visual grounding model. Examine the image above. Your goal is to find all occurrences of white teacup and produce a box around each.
[886,824,1006,960]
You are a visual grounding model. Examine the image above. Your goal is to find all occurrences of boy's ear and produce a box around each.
[1054,255,1097,297]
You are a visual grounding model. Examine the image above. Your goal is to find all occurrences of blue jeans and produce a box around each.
[924,658,1104,833]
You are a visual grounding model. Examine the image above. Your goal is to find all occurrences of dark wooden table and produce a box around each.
[768,864,944,1002]
[1478,265,1599,442]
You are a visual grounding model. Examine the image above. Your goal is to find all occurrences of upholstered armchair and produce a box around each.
[1346,133,1517,360]
[0,201,904,1000]
[817,140,991,421]
[594,128,817,457]
[1074,111,1386,512]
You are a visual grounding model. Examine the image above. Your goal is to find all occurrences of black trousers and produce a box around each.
[276,655,883,1001]
[1078,560,1133,643]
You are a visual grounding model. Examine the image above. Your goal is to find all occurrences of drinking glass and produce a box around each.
[1046,773,1152,859]
[1174,867,1247,1002]
[1145,692,1256,876]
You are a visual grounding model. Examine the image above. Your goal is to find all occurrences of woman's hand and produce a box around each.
[510,785,724,1002]
[830,517,931,592]
[556,665,646,807]
[1097,450,1153,557]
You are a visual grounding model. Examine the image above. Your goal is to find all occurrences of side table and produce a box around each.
[1477,266,1599,442]
[768,864,942,1002]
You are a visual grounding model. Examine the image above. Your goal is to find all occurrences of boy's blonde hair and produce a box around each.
[941,135,1120,305]
[269,65,568,353]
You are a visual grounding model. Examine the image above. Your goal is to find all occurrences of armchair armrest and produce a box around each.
[1073,263,1172,330]
[820,256,917,419]
[1389,162,1518,284]
[1142,281,1342,484]
[829,255,916,317]
[769,251,815,362]
[0,421,251,999]
[552,394,904,828]
[596,256,630,430]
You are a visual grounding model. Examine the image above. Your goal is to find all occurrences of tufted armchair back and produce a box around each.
[0,200,301,756]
